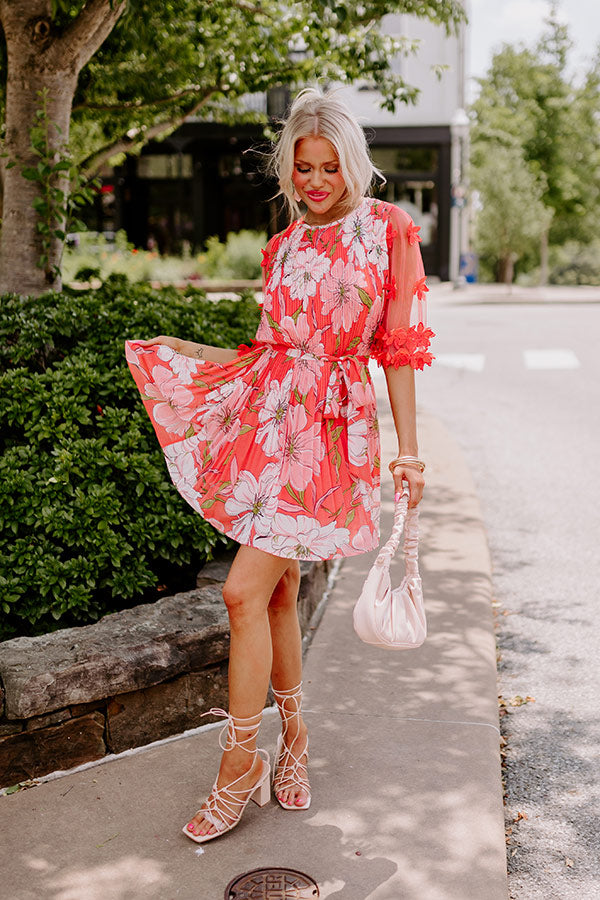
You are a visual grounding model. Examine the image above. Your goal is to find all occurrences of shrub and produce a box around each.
[62,228,267,285]
[0,277,261,640]
[549,240,600,285]
[202,230,266,280]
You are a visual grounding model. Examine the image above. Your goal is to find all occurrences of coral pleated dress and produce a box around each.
[125,198,433,560]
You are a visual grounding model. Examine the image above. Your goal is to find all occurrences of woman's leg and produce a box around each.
[187,545,295,837]
[268,563,310,808]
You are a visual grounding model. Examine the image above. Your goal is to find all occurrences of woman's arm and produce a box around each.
[142,335,238,365]
[384,364,425,508]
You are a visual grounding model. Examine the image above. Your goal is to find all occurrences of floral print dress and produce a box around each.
[125,198,433,560]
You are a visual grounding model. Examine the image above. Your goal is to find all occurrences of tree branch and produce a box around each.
[49,0,127,73]
[79,88,218,179]
[72,85,205,112]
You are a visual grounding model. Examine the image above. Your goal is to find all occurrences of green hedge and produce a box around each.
[0,276,261,640]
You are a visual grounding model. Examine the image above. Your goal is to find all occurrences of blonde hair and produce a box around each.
[269,88,384,221]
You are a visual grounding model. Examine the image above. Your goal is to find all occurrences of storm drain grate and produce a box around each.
[225,867,320,899]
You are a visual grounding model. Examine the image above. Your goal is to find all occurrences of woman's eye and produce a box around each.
[295,166,310,173]
[325,168,338,173]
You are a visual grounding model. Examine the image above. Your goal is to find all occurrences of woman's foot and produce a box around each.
[186,747,266,838]
[272,683,311,810]
[182,708,270,843]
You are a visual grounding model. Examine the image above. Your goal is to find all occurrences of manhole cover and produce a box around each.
[225,867,320,899]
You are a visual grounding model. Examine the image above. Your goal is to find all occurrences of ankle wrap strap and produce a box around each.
[272,682,303,708]
[201,708,263,754]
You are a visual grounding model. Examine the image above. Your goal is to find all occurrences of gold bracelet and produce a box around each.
[388,456,425,474]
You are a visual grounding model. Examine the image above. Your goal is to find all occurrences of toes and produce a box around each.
[187,814,214,837]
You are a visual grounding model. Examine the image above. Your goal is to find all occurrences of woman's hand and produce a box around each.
[141,335,205,359]
[140,335,238,365]
[142,335,188,354]
[392,465,424,508]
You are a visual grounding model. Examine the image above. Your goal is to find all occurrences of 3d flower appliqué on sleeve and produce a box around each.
[370,207,435,370]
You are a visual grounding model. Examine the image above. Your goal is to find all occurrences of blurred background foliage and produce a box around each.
[470,4,600,283]
[62,229,266,284]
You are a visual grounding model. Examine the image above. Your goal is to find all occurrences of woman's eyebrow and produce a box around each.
[294,158,339,165]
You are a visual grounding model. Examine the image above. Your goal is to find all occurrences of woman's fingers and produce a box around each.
[141,335,181,351]
[393,467,424,508]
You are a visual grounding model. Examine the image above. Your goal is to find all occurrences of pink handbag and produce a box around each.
[353,488,426,650]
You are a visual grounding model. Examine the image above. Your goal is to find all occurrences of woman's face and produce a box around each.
[292,136,348,224]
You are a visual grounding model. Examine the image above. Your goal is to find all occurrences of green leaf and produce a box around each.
[357,287,373,309]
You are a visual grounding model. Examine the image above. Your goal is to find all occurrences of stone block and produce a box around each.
[0,585,229,719]
[0,712,105,788]
[0,721,23,737]
[69,700,105,717]
[25,708,72,732]
[297,560,329,633]
[106,661,228,753]
[196,551,236,588]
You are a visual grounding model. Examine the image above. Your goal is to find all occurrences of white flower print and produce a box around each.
[351,524,376,552]
[280,405,325,491]
[279,314,326,394]
[268,228,304,289]
[359,299,384,354]
[224,463,280,543]
[145,365,195,435]
[351,479,380,517]
[256,371,293,457]
[197,379,247,455]
[321,258,367,332]
[282,247,331,307]
[164,436,202,512]
[340,201,372,267]
[365,216,388,274]
[156,344,199,385]
[347,417,368,467]
[262,513,350,559]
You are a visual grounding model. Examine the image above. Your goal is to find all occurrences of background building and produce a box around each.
[95,13,467,281]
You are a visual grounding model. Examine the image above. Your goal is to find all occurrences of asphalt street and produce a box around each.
[411,288,600,900]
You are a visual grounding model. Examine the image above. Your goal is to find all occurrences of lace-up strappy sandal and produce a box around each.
[272,682,311,811]
[182,708,270,844]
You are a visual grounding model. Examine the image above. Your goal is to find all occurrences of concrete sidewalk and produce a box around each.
[0,397,508,900]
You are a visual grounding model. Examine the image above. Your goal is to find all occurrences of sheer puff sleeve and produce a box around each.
[371,205,435,370]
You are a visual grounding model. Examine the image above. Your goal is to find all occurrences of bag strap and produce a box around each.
[375,488,419,576]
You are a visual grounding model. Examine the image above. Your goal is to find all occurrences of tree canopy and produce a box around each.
[470,2,600,281]
[0,0,465,294]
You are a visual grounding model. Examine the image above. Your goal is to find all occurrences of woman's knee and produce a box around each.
[222,576,267,621]
[268,563,301,612]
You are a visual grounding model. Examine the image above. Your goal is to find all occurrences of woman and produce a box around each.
[125,88,434,844]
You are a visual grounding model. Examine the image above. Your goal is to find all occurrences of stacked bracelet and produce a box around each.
[388,455,426,474]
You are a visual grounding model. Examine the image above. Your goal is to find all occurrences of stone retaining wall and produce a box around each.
[0,559,329,789]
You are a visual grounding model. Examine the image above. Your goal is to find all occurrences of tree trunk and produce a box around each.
[0,69,77,295]
[539,224,549,286]
[0,0,126,297]
[498,253,515,285]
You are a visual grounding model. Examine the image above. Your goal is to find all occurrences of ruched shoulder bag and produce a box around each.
[353,488,426,650]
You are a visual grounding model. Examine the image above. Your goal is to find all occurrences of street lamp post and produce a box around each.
[450,107,470,287]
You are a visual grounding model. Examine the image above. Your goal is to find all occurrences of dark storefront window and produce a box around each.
[371,146,439,275]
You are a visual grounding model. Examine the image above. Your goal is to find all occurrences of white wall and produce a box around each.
[337,12,467,128]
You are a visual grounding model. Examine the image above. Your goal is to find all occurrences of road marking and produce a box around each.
[435,353,486,372]
[523,349,580,370]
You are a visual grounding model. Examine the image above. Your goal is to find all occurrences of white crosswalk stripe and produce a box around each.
[523,349,580,369]
[435,353,486,371]
[370,348,582,378]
